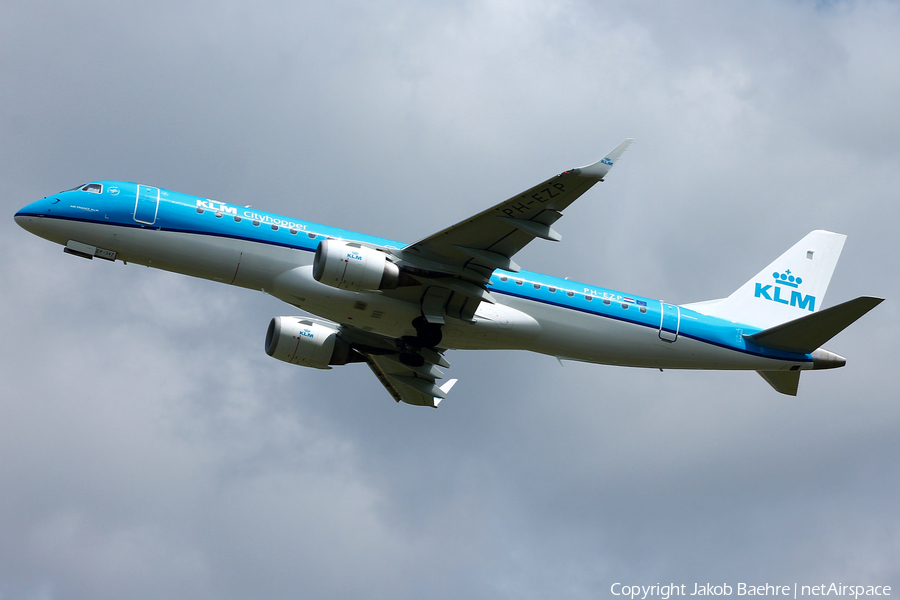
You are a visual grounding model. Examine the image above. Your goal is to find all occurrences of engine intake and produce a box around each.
[312,240,400,292]
[265,317,357,369]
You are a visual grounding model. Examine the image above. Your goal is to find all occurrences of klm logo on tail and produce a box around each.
[754,269,816,311]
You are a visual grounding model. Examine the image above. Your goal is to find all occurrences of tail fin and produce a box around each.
[684,230,847,329]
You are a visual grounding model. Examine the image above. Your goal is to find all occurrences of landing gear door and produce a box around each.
[659,303,680,342]
[134,185,160,225]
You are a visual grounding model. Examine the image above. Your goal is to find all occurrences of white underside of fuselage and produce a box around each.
[18,214,806,373]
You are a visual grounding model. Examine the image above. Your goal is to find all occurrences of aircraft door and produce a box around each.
[659,303,680,342]
[134,185,160,225]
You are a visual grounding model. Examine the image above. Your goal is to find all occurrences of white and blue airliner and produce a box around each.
[14,140,882,406]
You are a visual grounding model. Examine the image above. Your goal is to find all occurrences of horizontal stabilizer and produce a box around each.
[757,370,800,396]
[745,296,883,354]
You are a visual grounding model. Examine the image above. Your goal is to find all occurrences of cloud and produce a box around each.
[2,0,899,598]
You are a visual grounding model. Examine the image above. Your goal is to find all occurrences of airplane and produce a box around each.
[14,140,883,407]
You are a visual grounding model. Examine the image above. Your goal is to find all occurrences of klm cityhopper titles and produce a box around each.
[14,140,883,406]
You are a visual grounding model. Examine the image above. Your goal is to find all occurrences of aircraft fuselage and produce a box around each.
[15,181,815,374]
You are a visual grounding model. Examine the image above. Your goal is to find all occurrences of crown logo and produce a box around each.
[772,269,802,288]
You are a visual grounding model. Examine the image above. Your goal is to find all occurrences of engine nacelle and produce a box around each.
[312,240,400,292]
[265,317,355,369]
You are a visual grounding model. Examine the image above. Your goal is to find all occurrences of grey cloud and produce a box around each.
[2,0,899,598]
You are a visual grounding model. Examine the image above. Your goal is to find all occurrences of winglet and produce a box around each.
[577,138,633,180]
[432,379,459,408]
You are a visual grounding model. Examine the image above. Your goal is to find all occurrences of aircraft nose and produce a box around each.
[16,197,50,216]
[14,197,55,234]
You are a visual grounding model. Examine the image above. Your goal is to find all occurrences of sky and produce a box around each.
[2,0,899,598]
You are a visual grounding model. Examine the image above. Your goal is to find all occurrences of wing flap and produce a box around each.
[497,216,562,242]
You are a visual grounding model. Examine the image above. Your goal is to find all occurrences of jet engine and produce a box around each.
[312,240,400,292]
[265,317,357,369]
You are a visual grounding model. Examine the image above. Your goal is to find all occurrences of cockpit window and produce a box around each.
[81,183,103,194]
[61,184,85,192]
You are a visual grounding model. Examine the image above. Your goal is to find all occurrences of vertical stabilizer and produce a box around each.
[684,231,846,329]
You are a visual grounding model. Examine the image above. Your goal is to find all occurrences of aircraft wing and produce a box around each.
[397,139,633,282]
[328,321,458,408]
[363,352,458,408]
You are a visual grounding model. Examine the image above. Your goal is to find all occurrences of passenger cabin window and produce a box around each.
[290,228,298,235]
[533,283,541,290]
[234,215,242,222]
[621,303,629,309]
[215,211,223,218]
[271,224,279,231]
[640,306,647,313]
[307,232,316,239]
[567,291,574,297]
[196,207,204,214]
[81,183,102,194]
[603,298,611,305]
[252,220,260,226]
[585,295,593,301]
[548,287,556,293]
